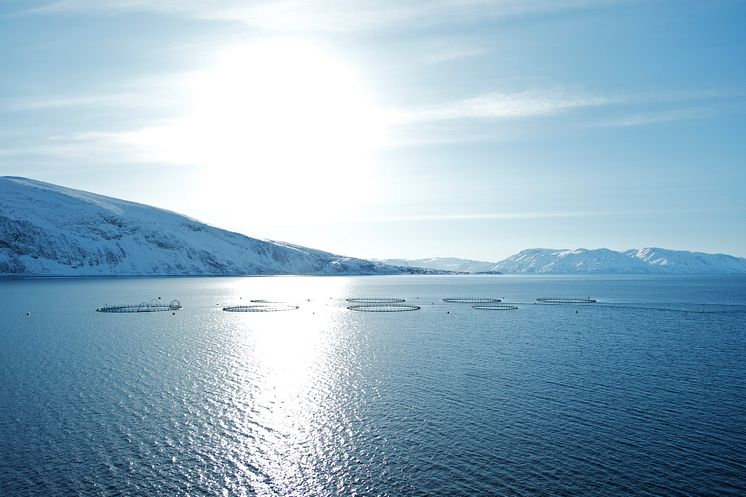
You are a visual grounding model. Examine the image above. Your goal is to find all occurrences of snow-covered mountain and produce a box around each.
[386,248,746,274]
[379,257,500,274]
[491,248,649,274]
[4,177,743,276]
[492,248,746,274]
[624,247,746,274]
[0,177,435,276]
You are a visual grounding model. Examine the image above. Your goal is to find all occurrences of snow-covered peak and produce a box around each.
[624,247,746,274]
[492,247,746,274]
[492,247,654,274]
[383,247,746,275]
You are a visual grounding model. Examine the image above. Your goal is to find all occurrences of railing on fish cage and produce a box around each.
[96,299,181,313]
[472,304,518,310]
[223,304,299,312]
[443,297,502,304]
[346,298,406,304]
[536,297,596,304]
[347,304,421,312]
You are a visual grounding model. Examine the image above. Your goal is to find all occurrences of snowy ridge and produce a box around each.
[0,177,435,276]
[492,248,746,274]
[624,247,746,274]
[387,247,746,274]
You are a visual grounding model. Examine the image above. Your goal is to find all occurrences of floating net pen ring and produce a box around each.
[347,304,420,312]
[346,298,406,304]
[223,304,299,312]
[96,299,181,313]
[536,297,596,304]
[472,304,518,311]
[443,298,501,304]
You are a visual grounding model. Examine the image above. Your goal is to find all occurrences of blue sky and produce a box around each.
[1,0,744,260]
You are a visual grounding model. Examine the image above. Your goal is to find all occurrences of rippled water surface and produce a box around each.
[1,275,745,496]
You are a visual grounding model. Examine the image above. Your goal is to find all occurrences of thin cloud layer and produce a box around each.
[2,86,741,163]
[396,89,614,123]
[27,0,630,32]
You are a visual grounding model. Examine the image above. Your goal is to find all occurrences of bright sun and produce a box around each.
[145,40,387,223]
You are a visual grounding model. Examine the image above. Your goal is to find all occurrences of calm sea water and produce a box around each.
[1,275,745,496]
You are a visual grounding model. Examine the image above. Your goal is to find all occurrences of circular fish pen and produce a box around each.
[96,299,181,313]
[472,304,518,311]
[223,304,299,312]
[443,297,502,304]
[346,298,406,304]
[348,304,420,312]
[536,297,597,304]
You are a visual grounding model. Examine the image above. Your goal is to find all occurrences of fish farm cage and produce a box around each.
[96,299,182,313]
[223,304,299,312]
[347,304,421,312]
[443,298,502,304]
[472,304,519,311]
[346,298,406,304]
[536,297,597,304]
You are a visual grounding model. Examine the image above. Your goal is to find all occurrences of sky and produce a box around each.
[0,0,745,261]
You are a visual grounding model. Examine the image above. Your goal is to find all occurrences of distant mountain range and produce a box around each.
[2,177,744,276]
[383,248,746,275]
[380,257,501,274]
[0,177,437,276]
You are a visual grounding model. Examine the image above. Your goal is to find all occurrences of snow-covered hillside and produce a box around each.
[387,248,746,274]
[380,257,500,274]
[624,247,746,274]
[0,177,433,276]
[4,177,743,276]
[492,248,746,274]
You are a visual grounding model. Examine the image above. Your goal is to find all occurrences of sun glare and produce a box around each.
[150,40,387,222]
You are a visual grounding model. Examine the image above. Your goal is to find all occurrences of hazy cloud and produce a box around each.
[395,89,614,123]
[422,45,486,64]
[3,93,133,111]
[339,206,724,225]
[9,86,740,161]
[598,97,745,127]
[27,0,630,32]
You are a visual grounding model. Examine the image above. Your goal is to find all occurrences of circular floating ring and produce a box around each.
[472,304,518,311]
[96,301,181,313]
[347,304,420,312]
[346,298,406,304]
[443,297,501,304]
[223,304,299,312]
[536,297,596,304]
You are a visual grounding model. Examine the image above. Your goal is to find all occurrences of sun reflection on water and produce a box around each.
[218,277,355,495]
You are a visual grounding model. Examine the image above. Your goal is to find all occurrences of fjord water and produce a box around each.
[1,275,745,496]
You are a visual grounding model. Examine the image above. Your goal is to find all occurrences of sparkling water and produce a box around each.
[1,275,745,496]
